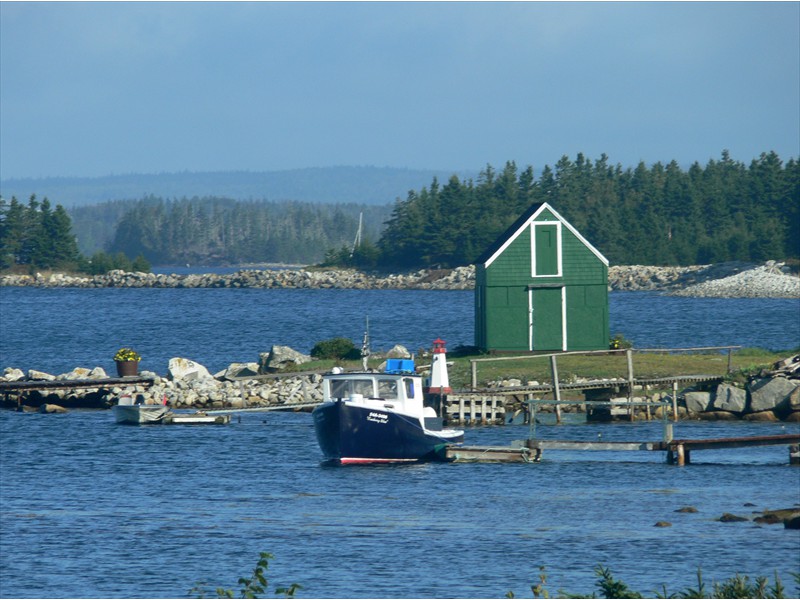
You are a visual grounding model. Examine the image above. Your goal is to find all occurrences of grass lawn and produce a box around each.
[299,347,794,392]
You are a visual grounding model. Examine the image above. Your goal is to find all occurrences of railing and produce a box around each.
[469,345,742,390]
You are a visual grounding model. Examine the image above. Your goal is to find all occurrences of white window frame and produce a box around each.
[530,221,563,278]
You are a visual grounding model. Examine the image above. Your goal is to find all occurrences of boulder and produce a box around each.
[39,403,68,414]
[168,358,214,382]
[61,367,92,380]
[697,410,738,420]
[788,386,800,411]
[712,383,747,413]
[385,344,411,359]
[27,370,55,381]
[718,513,749,522]
[89,367,108,379]
[222,362,260,380]
[783,411,800,422]
[748,377,798,413]
[743,411,779,422]
[265,346,312,371]
[684,391,712,413]
[2,368,25,381]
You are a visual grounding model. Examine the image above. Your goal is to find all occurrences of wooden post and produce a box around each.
[676,443,686,467]
[459,396,465,425]
[549,355,562,424]
[471,360,477,390]
[672,380,679,422]
[470,397,476,424]
[727,348,733,374]
[626,349,635,419]
[790,444,800,466]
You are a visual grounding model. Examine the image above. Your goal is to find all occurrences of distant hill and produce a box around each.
[0,166,477,207]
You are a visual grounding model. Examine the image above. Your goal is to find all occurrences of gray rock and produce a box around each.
[386,344,411,359]
[61,367,93,380]
[222,362,260,380]
[27,370,55,381]
[718,513,749,522]
[743,411,779,422]
[684,391,712,413]
[168,358,214,382]
[266,345,312,370]
[39,403,68,414]
[2,368,25,381]
[712,383,747,413]
[89,367,108,379]
[748,377,798,412]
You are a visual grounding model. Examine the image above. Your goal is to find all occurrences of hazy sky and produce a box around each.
[1,1,798,179]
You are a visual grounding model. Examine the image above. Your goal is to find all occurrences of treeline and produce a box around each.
[0,195,151,274]
[0,195,81,271]
[3,151,798,273]
[373,151,799,269]
[106,196,391,266]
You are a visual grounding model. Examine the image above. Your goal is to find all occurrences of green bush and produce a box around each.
[310,337,361,360]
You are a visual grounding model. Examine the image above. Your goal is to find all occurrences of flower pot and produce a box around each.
[116,360,139,377]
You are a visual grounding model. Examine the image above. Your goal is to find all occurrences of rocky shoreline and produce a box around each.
[1,261,798,297]
[4,348,798,424]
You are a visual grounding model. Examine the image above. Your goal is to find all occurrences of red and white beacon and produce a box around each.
[424,338,452,395]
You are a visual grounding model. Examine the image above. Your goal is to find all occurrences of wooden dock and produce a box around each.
[445,434,800,465]
[0,376,154,393]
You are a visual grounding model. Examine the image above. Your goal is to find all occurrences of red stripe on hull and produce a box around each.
[339,456,420,465]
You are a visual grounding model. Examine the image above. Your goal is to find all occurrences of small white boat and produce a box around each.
[113,395,170,425]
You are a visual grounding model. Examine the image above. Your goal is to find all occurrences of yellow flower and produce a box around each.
[114,347,141,362]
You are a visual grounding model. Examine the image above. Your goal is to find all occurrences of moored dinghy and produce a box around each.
[113,394,171,425]
[312,339,464,464]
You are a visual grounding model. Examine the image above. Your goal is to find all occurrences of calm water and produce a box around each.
[1,412,798,598]
[0,288,798,375]
[1,287,799,598]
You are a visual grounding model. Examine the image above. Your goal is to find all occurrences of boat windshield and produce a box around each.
[377,378,398,399]
[329,378,374,399]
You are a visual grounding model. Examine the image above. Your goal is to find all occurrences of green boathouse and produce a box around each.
[474,202,609,352]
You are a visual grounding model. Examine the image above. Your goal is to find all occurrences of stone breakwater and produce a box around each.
[6,352,799,424]
[1,261,797,297]
[0,266,475,291]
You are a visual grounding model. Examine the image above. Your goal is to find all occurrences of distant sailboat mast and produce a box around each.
[350,211,363,257]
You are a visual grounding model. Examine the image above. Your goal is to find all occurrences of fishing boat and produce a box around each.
[312,338,463,464]
[113,394,170,425]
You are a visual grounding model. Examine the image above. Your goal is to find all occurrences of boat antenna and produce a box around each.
[361,315,370,371]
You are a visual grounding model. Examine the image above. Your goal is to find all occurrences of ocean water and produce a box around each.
[1,412,798,598]
[0,288,798,376]
[1,287,799,598]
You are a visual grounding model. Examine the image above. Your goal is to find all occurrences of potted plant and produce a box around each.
[114,347,141,377]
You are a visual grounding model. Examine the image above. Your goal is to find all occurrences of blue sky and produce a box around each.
[1,1,798,179]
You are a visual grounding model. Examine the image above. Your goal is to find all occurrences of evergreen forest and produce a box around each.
[376,151,799,269]
[1,151,797,273]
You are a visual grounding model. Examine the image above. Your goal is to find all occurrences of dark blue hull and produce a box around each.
[312,401,463,464]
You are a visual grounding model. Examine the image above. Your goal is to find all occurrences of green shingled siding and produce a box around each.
[475,205,609,352]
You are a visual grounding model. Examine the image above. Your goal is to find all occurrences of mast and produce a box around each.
[350,211,363,257]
